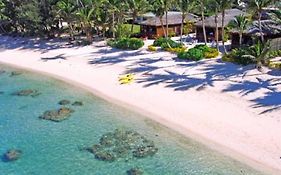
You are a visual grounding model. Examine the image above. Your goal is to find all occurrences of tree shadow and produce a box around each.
[88,50,150,66]
[126,58,281,114]
[0,35,79,53]
[251,91,281,114]
[41,54,67,62]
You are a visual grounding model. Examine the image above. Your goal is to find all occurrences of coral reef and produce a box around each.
[3,149,22,162]
[12,89,41,97]
[72,101,83,106]
[86,129,158,162]
[39,107,75,122]
[58,100,71,105]
[126,167,144,175]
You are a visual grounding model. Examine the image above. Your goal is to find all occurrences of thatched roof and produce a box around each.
[196,9,244,28]
[139,11,198,26]
[232,20,281,36]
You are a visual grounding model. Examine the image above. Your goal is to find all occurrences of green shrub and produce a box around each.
[221,47,255,65]
[204,48,219,58]
[153,37,183,49]
[107,39,116,47]
[148,45,157,51]
[268,62,281,70]
[177,51,188,59]
[192,45,219,58]
[107,38,144,50]
[153,37,168,46]
[194,44,210,52]
[178,48,204,61]
[269,50,281,58]
[116,24,131,38]
[165,47,186,54]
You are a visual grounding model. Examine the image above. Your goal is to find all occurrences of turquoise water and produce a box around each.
[0,64,264,175]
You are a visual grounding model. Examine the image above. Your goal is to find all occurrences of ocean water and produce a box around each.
[0,64,264,175]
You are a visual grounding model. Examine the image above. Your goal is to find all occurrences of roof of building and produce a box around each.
[232,20,281,36]
[195,9,244,28]
[139,11,198,26]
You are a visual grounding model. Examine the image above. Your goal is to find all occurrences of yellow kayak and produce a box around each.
[118,74,134,81]
[118,74,134,84]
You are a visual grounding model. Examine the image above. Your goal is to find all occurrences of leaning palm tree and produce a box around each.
[229,14,250,46]
[242,40,271,71]
[126,0,150,34]
[246,0,276,42]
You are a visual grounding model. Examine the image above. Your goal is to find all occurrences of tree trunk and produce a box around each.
[215,10,219,50]
[180,13,185,44]
[131,15,136,34]
[68,21,74,41]
[221,10,227,53]
[160,16,167,38]
[165,11,169,38]
[258,11,264,43]
[85,24,92,43]
[112,12,115,38]
[201,1,207,45]
[239,32,242,46]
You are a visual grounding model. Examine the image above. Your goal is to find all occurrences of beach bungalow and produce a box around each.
[231,20,281,49]
[195,9,244,42]
[137,12,198,39]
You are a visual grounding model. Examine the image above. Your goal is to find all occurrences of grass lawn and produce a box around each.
[122,24,141,35]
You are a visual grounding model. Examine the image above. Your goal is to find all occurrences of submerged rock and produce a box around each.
[3,149,22,162]
[10,71,22,77]
[72,101,83,106]
[58,100,71,105]
[12,89,41,97]
[39,107,75,122]
[127,167,144,175]
[86,129,158,162]
[94,150,116,162]
[0,70,6,75]
[0,91,4,95]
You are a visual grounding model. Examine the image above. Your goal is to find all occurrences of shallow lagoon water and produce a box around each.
[0,64,264,175]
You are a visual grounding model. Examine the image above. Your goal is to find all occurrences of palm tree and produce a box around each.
[242,40,271,71]
[219,0,233,53]
[207,0,221,50]
[56,0,77,40]
[152,0,167,38]
[178,0,194,43]
[246,0,276,42]
[229,14,250,46]
[199,0,207,45]
[163,0,173,37]
[76,6,94,43]
[126,0,150,34]
[107,0,119,38]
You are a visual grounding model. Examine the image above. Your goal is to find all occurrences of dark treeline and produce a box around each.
[0,0,279,45]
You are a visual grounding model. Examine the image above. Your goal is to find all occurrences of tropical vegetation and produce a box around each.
[0,0,280,69]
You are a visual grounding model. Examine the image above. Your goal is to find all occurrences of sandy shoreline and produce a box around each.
[0,36,281,174]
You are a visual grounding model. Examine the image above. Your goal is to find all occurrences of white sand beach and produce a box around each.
[0,36,281,174]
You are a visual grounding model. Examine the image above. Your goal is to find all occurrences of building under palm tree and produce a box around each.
[231,19,281,49]
[195,9,244,42]
[137,11,198,38]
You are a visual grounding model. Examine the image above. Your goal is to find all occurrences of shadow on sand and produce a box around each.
[88,49,281,114]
